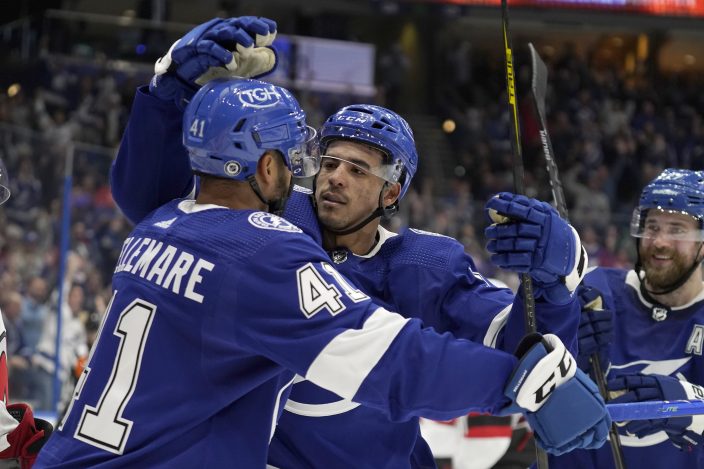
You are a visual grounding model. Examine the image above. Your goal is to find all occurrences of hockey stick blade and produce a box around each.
[527,43,568,220]
[609,400,704,421]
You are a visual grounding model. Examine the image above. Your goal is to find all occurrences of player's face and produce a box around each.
[640,211,703,289]
[315,140,390,232]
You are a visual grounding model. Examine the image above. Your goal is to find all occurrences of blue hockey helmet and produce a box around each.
[183,78,319,180]
[631,168,704,241]
[319,104,418,199]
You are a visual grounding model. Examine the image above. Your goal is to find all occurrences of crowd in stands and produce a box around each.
[425,41,704,285]
[0,35,703,412]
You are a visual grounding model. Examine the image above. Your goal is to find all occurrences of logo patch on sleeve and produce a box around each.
[153,217,177,229]
[248,212,302,233]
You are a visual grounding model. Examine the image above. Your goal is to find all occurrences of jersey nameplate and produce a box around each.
[114,237,214,303]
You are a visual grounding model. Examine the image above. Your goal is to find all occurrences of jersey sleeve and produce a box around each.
[389,240,515,345]
[225,234,518,422]
[389,235,579,356]
[111,86,195,225]
[281,186,323,245]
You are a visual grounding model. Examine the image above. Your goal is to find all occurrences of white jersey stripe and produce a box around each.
[285,396,361,417]
[305,307,409,399]
[483,305,511,348]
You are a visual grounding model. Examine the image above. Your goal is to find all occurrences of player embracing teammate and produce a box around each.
[32,15,611,469]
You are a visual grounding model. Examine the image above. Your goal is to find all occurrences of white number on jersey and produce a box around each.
[321,263,369,302]
[296,262,370,318]
[297,263,345,318]
[73,297,156,455]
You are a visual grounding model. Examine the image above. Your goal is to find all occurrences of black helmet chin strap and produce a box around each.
[635,238,704,298]
[315,180,398,236]
[247,175,293,217]
[327,204,395,236]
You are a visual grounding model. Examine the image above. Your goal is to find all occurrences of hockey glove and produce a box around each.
[608,374,704,450]
[150,16,277,109]
[0,403,53,469]
[576,286,612,375]
[500,333,610,455]
[485,192,587,304]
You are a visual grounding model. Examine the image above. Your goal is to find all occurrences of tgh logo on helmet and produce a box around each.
[238,87,282,108]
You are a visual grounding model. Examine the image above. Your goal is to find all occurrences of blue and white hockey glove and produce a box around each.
[485,192,588,304]
[501,333,610,455]
[576,285,612,375]
[150,16,277,109]
[608,374,704,450]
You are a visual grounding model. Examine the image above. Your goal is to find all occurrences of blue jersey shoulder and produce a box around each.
[386,228,467,268]
[282,185,322,245]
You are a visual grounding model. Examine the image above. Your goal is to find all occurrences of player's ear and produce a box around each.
[382,182,401,208]
[256,151,275,181]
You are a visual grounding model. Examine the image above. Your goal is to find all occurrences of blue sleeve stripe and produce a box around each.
[305,308,409,399]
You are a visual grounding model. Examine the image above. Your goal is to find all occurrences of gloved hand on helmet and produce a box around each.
[150,16,278,109]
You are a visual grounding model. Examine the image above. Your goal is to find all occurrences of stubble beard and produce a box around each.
[316,203,350,232]
[642,246,691,291]
[315,186,350,232]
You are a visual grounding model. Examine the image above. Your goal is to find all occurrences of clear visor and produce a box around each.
[630,207,704,242]
[289,126,320,178]
[318,154,403,185]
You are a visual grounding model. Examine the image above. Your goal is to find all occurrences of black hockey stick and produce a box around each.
[499,3,547,469]
[500,0,537,333]
[527,42,626,469]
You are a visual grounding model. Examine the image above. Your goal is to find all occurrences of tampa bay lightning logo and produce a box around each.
[248,212,302,233]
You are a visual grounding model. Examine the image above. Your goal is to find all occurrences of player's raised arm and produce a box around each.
[111,16,278,224]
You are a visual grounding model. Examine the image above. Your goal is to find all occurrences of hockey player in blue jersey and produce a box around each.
[33,75,610,467]
[103,16,604,468]
[552,168,704,469]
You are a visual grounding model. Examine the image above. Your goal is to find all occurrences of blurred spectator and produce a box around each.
[31,266,89,410]
[5,159,42,230]
[1,291,31,398]
[378,42,410,109]
[2,291,26,357]
[564,164,611,232]
[19,276,49,353]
